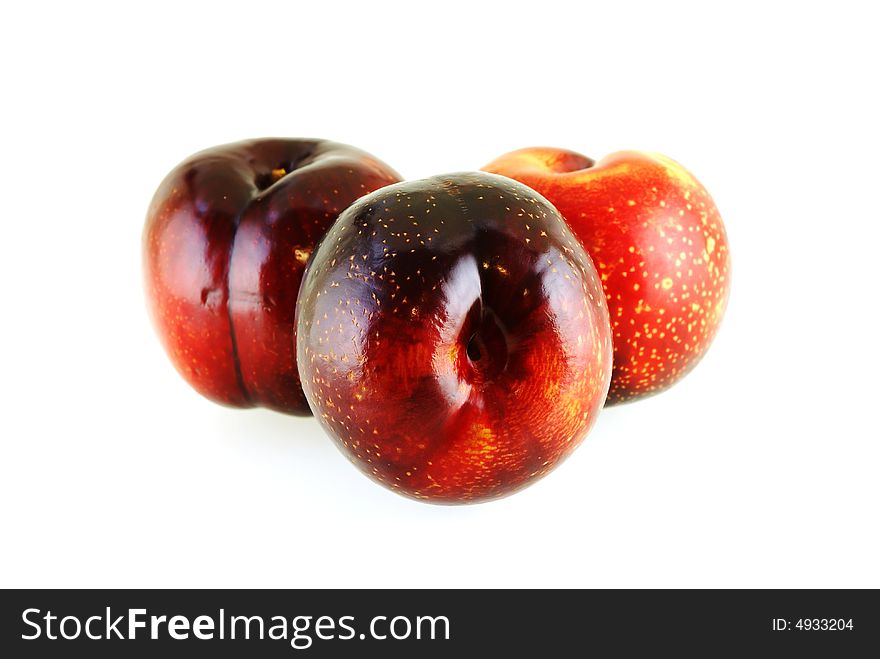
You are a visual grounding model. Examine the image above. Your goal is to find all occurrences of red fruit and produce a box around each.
[143,138,401,414]
[484,148,730,405]
[296,172,612,503]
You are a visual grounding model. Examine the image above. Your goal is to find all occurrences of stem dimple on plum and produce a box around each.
[254,164,289,191]
[466,334,483,362]
[463,307,509,386]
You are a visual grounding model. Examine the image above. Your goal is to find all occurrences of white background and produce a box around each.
[1,0,877,588]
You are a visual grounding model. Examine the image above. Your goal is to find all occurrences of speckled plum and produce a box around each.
[296,172,612,503]
[484,149,730,405]
[143,138,401,414]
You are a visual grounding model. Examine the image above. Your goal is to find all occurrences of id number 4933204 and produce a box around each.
[771,618,854,631]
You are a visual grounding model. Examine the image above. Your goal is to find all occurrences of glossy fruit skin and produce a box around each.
[143,138,401,414]
[297,172,612,503]
[484,148,730,405]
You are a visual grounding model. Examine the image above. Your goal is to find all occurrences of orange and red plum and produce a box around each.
[296,172,612,503]
[484,149,730,405]
[143,138,401,414]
